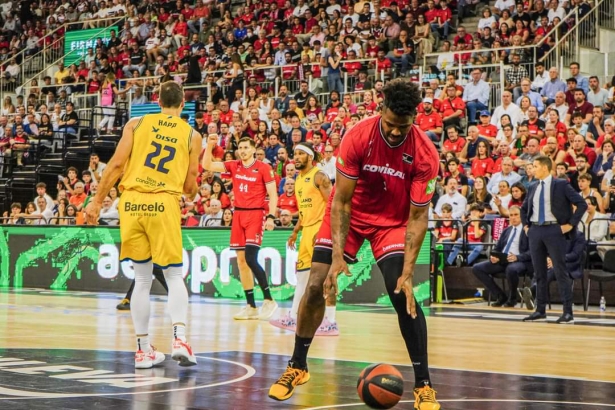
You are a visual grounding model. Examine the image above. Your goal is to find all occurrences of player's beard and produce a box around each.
[295,161,306,170]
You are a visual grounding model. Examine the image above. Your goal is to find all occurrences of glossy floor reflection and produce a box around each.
[1,289,615,409]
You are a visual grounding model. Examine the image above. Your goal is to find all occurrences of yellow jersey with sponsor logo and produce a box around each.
[120,113,192,199]
[295,166,326,227]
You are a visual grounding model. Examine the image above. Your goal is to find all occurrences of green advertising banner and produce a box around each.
[0,226,431,305]
[63,27,116,67]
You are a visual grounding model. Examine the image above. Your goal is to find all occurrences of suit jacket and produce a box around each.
[521,177,587,227]
[564,228,586,279]
[494,225,533,271]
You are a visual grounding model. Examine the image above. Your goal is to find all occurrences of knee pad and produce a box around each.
[244,245,261,271]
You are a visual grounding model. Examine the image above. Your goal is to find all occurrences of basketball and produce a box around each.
[357,363,404,409]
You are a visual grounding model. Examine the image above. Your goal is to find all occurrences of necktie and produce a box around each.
[503,227,516,254]
[538,181,546,224]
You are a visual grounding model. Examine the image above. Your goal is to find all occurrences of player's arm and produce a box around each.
[315,170,332,202]
[85,117,137,224]
[330,173,357,261]
[201,134,226,173]
[183,129,203,201]
[265,179,278,231]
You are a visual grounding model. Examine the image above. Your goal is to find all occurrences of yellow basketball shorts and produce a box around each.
[296,222,322,272]
[118,190,182,269]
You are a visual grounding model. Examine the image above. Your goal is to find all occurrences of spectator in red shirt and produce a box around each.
[218,101,234,124]
[565,88,594,126]
[452,25,473,50]
[476,111,498,142]
[565,133,598,169]
[277,178,299,217]
[416,97,443,142]
[442,125,466,155]
[471,139,495,179]
[440,84,466,128]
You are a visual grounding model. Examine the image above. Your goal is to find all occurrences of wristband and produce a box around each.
[266,214,276,220]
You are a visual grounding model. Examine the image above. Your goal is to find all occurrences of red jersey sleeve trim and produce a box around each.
[337,168,359,180]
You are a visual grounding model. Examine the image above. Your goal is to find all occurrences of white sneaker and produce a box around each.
[269,312,297,331]
[259,299,279,320]
[171,338,197,367]
[234,305,259,320]
[135,345,165,369]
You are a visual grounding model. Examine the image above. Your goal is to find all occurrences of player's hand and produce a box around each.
[394,271,417,318]
[287,231,298,249]
[85,201,101,225]
[207,134,218,149]
[264,218,275,231]
[323,257,351,299]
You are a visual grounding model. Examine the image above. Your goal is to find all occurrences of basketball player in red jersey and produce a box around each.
[269,79,441,410]
[202,136,279,320]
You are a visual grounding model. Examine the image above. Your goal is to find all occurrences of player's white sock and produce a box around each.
[173,323,186,342]
[131,261,154,337]
[291,269,310,319]
[325,306,337,323]
[136,334,150,352]
[163,266,189,340]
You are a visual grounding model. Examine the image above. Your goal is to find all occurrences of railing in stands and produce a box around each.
[13,17,125,104]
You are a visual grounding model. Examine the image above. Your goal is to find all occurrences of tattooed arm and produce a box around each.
[323,172,357,298]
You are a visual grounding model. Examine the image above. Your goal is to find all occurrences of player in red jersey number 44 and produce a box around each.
[268,79,441,410]
[202,136,279,320]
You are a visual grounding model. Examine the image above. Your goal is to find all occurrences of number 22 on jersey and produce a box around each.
[144,141,176,174]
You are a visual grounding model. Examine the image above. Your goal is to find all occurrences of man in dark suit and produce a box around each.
[473,206,533,307]
[521,155,587,324]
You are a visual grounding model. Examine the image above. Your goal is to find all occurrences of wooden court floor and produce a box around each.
[1,288,615,409]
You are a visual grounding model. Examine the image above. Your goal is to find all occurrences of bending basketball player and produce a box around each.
[202,136,279,320]
[86,81,201,368]
[269,142,340,336]
[269,79,441,410]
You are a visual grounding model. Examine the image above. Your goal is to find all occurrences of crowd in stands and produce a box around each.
[2,0,615,274]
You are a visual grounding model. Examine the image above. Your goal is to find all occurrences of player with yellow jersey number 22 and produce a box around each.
[86,81,202,369]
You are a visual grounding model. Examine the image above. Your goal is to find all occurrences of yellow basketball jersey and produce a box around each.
[120,113,192,199]
[295,166,326,227]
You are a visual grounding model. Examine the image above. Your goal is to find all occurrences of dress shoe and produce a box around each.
[522,311,547,322]
[555,313,574,324]
[491,295,508,307]
[503,299,517,308]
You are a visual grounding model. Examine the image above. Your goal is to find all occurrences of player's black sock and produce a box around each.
[245,289,256,308]
[290,335,313,370]
[378,256,431,388]
[245,245,273,300]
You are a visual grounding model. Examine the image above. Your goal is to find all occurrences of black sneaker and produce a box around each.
[503,299,517,308]
[116,298,131,311]
[522,311,547,322]
[491,295,508,307]
[555,313,574,324]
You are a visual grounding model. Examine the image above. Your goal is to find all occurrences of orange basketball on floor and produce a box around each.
[357,363,404,409]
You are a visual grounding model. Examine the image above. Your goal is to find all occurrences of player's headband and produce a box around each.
[295,145,314,157]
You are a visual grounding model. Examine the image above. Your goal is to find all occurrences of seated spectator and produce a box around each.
[580,196,608,242]
[565,87,594,126]
[415,97,443,143]
[442,126,466,155]
[278,178,299,217]
[194,184,211,215]
[277,209,295,228]
[476,111,498,142]
[497,182,527,217]
[57,101,79,135]
[200,199,223,227]
[434,203,459,246]
[466,176,493,213]
[516,78,545,114]
[211,178,231,210]
[319,146,336,183]
[491,91,523,129]
[576,173,603,212]
[470,139,495,179]
[99,196,119,226]
[447,204,487,266]
[435,176,467,219]
[489,181,512,216]
[473,206,532,307]
[68,182,88,210]
[487,157,521,194]
[445,157,469,197]
[440,84,466,129]
[594,140,614,177]
[221,209,233,227]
